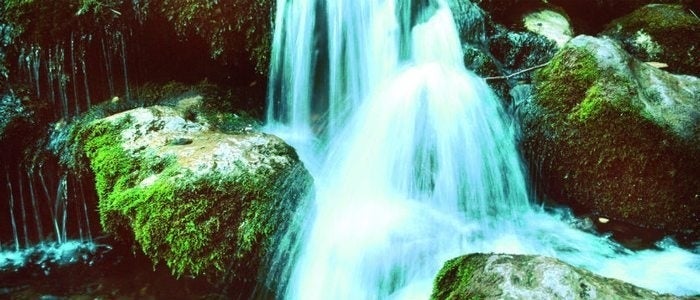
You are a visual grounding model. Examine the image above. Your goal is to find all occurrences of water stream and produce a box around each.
[265,0,700,298]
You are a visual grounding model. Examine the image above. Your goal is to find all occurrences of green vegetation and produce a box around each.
[431,254,488,300]
[0,0,273,74]
[158,0,274,74]
[533,48,599,113]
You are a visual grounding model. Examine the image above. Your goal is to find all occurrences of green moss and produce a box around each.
[74,115,301,280]
[431,254,489,300]
[534,48,600,113]
[569,73,637,122]
[527,39,700,241]
[604,4,700,75]
[608,4,698,33]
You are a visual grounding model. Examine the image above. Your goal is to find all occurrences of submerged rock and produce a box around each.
[432,253,684,299]
[522,35,700,244]
[71,96,312,293]
[602,4,700,76]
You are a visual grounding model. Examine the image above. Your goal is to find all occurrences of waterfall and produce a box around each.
[264,0,700,298]
[0,123,101,271]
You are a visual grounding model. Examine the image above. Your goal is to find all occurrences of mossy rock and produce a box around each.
[522,35,700,244]
[546,0,695,34]
[72,99,312,294]
[603,4,700,76]
[432,253,684,299]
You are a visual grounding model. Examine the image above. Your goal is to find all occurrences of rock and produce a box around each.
[157,0,274,74]
[0,90,50,162]
[547,0,696,34]
[449,0,489,45]
[521,35,700,244]
[602,4,700,76]
[0,93,30,143]
[432,253,685,300]
[462,44,510,100]
[71,97,313,294]
[488,27,558,82]
[451,1,559,104]
[473,0,545,27]
[523,9,574,47]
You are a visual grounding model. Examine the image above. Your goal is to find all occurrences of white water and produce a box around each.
[265,0,700,298]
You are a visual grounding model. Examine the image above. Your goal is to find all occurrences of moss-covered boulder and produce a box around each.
[602,4,700,76]
[72,96,312,293]
[432,253,684,299]
[547,0,696,34]
[521,35,700,244]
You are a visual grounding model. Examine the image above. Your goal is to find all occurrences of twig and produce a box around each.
[690,9,699,20]
[484,62,550,81]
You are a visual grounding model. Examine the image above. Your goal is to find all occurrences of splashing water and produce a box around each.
[265,0,700,298]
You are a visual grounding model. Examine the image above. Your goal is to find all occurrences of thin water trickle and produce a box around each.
[265,0,700,298]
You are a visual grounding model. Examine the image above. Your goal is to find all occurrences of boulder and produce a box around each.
[521,35,700,244]
[602,4,700,76]
[488,28,558,76]
[523,9,573,47]
[71,96,312,293]
[432,253,685,299]
[547,0,696,34]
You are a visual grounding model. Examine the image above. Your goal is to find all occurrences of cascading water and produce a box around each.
[1,20,135,271]
[264,0,700,298]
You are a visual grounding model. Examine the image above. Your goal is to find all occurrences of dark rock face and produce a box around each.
[0,90,50,162]
[521,35,700,244]
[603,4,700,76]
[488,29,557,76]
[432,253,685,300]
[451,1,559,104]
[0,0,272,121]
